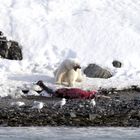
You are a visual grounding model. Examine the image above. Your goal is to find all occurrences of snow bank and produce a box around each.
[0,0,140,96]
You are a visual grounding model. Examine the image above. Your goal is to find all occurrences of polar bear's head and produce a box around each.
[64,58,81,71]
[73,64,81,71]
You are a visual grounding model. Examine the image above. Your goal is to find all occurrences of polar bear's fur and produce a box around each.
[62,68,83,87]
[54,59,83,87]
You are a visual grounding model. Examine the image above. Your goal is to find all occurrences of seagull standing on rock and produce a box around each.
[60,98,66,108]
[10,101,25,107]
[54,98,66,108]
[31,101,44,112]
[90,98,96,107]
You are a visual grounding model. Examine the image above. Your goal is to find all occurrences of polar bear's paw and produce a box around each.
[55,81,62,85]
[68,81,74,87]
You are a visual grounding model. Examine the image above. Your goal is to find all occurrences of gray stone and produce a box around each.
[70,112,76,118]
[89,114,96,120]
[7,41,23,60]
[112,60,122,68]
[83,64,112,78]
[0,36,8,58]
[7,41,22,60]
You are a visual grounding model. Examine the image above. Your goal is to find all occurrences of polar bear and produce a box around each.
[62,68,83,87]
[54,59,83,86]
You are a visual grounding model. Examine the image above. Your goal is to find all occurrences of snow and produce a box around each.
[0,0,140,97]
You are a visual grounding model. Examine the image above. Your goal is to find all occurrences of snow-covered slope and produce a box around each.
[0,0,140,96]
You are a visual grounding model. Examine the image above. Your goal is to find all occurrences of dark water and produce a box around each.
[0,127,139,140]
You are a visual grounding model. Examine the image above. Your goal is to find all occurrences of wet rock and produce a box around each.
[112,60,122,68]
[83,64,112,78]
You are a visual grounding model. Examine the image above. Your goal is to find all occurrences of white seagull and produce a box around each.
[60,98,66,108]
[31,101,44,111]
[10,101,25,107]
[54,98,66,108]
[90,98,96,107]
[31,84,42,92]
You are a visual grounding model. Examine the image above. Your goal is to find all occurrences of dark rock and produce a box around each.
[112,60,122,68]
[0,36,8,58]
[0,31,23,60]
[7,41,22,60]
[0,31,4,36]
[83,64,112,78]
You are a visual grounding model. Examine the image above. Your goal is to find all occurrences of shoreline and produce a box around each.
[0,88,140,127]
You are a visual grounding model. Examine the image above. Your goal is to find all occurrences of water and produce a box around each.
[0,127,139,140]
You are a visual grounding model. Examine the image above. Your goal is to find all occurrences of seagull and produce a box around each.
[31,101,44,111]
[31,84,42,92]
[10,101,25,107]
[54,98,66,108]
[90,98,96,107]
[60,98,66,108]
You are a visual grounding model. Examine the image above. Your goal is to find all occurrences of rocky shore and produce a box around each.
[0,87,140,127]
